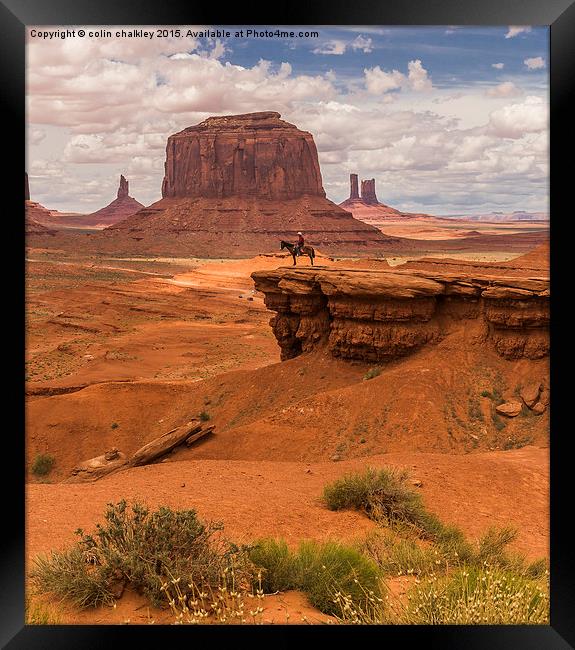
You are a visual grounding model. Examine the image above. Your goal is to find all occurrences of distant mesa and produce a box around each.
[95,111,396,257]
[25,172,55,234]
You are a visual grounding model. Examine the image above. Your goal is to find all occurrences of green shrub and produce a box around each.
[296,540,382,615]
[199,411,211,422]
[249,539,298,593]
[363,367,382,381]
[249,537,383,616]
[31,454,55,477]
[31,500,254,609]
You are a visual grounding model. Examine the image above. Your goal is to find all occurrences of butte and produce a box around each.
[97,111,395,257]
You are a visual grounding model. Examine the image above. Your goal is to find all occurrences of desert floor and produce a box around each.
[25,224,549,625]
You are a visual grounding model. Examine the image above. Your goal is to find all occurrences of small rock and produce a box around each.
[520,382,542,408]
[411,479,423,488]
[104,449,120,461]
[305,469,312,474]
[532,402,547,415]
[330,454,341,462]
[83,354,94,360]
[247,297,254,301]
[181,483,186,487]
[495,401,522,417]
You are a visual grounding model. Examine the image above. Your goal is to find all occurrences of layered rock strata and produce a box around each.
[251,266,549,362]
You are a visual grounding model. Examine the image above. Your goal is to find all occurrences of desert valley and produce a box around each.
[25,110,549,625]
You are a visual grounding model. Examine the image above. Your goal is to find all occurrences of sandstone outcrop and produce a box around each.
[98,112,394,257]
[252,264,549,362]
[77,175,144,227]
[162,111,324,200]
[361,178,378,205]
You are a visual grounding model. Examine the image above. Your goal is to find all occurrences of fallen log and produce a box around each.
[185,425,215,447]
[129,420,203,467]
[66,448,128,483]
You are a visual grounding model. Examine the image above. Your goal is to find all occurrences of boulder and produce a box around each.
[520,382,542,408]
[496,401,523,418]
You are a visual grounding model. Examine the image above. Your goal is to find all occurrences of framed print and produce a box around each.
[2,0,573,646]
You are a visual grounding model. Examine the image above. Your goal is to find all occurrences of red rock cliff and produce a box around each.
[161,111,325,201]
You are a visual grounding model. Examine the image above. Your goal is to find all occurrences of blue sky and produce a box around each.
[27,25,549,214]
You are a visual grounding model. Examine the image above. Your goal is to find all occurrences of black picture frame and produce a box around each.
[4,0,573,647]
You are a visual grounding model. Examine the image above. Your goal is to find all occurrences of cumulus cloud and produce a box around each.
[26,28,548,214]
[505,26,532,39]
[364,66,404,94]
[407,59,432,91]
[351,35,373,53]
[486,81,523,98]
[364,59,432,95]
[487,96,548,139]
[524,56,546,70]
[312,40,347,55]
[492,62,505,69]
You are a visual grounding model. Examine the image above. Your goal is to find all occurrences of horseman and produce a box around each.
[294,231,305,256]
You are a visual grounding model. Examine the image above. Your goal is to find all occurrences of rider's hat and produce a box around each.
[297,231,302,235]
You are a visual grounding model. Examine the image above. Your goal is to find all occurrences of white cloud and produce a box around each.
[364,66,404,94]
[26,29,548,215]
[312,40,347,55]
[407,59,432,91]
[28,128,46,145]
[505,26,532,39]
[492,62,505,69]
[364,59,432,95]
[524,56,546,70]
[487,95,548,139]
[351,35,373,53]
[486,82,523,98]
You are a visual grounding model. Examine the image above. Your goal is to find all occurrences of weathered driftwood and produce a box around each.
[185,425,215,447]
[129,420,202,467]
[66,448,128,483]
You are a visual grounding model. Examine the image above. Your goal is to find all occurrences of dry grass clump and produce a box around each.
[322,466,445,539]
[403,565,549,625]
[31,500,255,610]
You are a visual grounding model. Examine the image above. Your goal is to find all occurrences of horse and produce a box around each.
[280,240,315,266]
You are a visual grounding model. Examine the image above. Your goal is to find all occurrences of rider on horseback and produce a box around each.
[294,232,305,256]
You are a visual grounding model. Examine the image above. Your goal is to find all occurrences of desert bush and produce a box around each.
[199,411,211,422]
[403,565,549,624]
[25,596,63,625]
[31,500,254,609]
[323,467,441,538]
[363,367,382,381]
[31,454,55,477]
[248,538,298,593]
[359,529,439,577]
[31,546,116,609]
[249,537,383,616]
[297,540,382,615]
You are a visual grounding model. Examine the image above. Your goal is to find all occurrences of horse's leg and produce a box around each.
[310,253,314,266]
[292,253,296,266]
